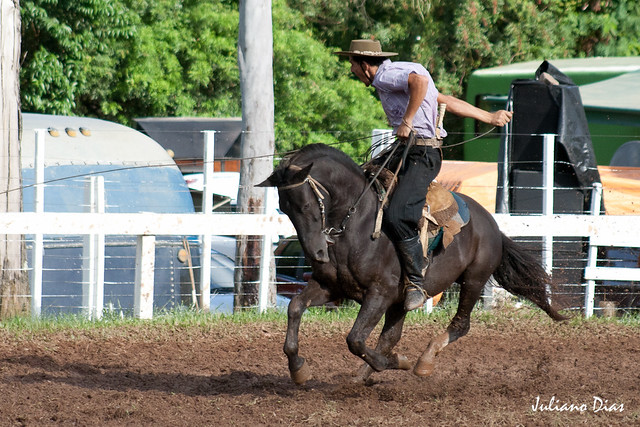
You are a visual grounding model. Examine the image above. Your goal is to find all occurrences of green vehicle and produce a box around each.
[463,57,640,165]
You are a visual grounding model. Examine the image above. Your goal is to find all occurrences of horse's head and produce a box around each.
[258,162,331,264]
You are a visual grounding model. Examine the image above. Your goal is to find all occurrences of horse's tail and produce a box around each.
[492,233,567,321]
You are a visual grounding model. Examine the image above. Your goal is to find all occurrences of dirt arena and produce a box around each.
[1,309,638,426]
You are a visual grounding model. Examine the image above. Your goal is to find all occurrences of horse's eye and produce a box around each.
[301,202,311,212]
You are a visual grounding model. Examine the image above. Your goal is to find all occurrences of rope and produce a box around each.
[2,129,492,196]
[441,126,497,148]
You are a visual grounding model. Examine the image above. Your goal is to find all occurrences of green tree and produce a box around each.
[20,0,386,159]
[21,0,639,159]
[20,0,136,115]
[272,1,386,158]
[287,0,640,155]
[104,0,242,122]
[288,0,640,95]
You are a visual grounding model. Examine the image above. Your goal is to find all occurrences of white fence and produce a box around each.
[7,129,640,319]
[2,210,640,318]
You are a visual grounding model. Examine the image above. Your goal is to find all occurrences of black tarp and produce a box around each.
[496,60,601,214]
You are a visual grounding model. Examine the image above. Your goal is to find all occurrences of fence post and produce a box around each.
[30,129,46,318]
[371,129,393,158]
[82,176,105,319]
[584,182,603,318]
[542,133,555,275]
[258,187,277,312]
[199,131,215,311]
[134,235,156,319]
[497,96,513,214]
[424,294,434,313]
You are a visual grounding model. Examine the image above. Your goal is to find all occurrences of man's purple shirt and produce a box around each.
[371,59,446,139]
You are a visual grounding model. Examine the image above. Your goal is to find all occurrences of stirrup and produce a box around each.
[404,283,430,311]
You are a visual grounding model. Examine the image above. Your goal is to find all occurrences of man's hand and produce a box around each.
[397,121,412,138]
[489,110,513,127]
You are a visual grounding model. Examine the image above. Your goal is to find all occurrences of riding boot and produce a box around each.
[396,235,430,311]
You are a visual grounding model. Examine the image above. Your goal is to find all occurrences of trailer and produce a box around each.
[21,113,200,315]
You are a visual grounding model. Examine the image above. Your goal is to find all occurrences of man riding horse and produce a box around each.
[335,39,512,311]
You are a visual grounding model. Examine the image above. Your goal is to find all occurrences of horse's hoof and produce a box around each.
[413,359,435,377]
[396,354,412,370]
[351,363,374,383]
[290,361,312,385]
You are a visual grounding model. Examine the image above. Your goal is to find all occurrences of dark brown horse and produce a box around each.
[259,143,565,385]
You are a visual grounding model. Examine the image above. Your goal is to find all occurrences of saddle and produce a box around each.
[365,164,470,254]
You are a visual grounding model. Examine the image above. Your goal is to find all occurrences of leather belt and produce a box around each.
[414,137,442,148]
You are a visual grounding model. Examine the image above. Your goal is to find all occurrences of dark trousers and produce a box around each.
[382,145,442,241]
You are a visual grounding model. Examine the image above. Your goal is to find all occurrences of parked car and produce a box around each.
[274,237,343,308]
[274,237,311,299]
[203,235,337,312]
[207,236,290,313]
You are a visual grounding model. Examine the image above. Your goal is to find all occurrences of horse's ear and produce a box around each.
[256,170,279,187]
[290,163,313,185]
[255,163,312,188]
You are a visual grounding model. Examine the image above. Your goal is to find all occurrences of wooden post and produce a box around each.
[235,0,276,310]
[30,129,45,317]
[542,134,555,275]
[258,187,277,312]
[584,183,603,318]
[82,176,105,320]
[199,131,215,311]
[134,235,156,319]
[0,0,29,318]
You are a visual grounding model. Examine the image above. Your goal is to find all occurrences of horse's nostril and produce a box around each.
[315,249,329,263]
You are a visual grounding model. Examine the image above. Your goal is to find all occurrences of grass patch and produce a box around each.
[1,300,639,335]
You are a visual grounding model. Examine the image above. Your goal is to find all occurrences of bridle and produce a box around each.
[278,153,397,239]
[279,169,353,239]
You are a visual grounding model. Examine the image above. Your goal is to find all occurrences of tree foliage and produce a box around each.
[20,0,137,114]
[287,0,640,96]
[20,0,385,159]
[107,0,242,121]
[285,0,640,153]
[272,1,386,157]
[19,0,640,158]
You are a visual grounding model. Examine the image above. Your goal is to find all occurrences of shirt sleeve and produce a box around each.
[374,66,413,93]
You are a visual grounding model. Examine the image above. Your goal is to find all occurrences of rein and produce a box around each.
[281,143,402,238]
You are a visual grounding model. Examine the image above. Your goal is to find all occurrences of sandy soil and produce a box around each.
[1,309,638,426]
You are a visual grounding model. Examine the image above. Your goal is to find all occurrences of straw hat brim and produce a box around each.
[334,50,398,57]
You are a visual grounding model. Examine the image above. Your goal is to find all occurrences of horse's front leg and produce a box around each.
[284,278,333,385]
[347,290,403,373]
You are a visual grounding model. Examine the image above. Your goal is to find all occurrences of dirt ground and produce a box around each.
[1,309,638,426]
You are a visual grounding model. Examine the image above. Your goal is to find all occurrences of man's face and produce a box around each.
[349,57,370,86]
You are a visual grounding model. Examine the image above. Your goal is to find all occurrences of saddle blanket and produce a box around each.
[420,191,470,255]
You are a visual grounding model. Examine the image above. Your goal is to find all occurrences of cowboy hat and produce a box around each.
[334,39,398,57]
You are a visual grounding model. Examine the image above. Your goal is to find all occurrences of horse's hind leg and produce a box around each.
[353,302,411,383]
[414,277,485,377]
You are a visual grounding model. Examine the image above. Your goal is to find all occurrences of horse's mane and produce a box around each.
[281,144,364,178]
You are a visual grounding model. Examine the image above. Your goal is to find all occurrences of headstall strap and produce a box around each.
[279,169,332,234]
[279,163,373,238]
